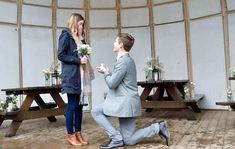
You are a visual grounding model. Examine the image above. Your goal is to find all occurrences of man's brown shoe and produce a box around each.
[76,132,88,145]
[66,133,83,146]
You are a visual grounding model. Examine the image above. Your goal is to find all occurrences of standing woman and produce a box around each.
[58,13,88,146]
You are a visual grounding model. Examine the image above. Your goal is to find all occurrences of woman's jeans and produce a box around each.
[66,93,83,134]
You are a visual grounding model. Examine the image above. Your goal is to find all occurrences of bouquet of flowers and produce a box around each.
[231,67,235,77]
[143,57,164,81]
[74,44,92,68]
[227,88,233,101]
[42,63,61,86]
[0,95,19,114]
[75,44,92,57]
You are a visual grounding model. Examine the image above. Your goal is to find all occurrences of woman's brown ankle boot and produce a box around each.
[66,133,83,146]
[75,132,88,145]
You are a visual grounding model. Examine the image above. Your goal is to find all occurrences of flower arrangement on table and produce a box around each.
[0,95,19,115]
[143,57,164,81]
[227,88,233,102]
[74,44,92,69]
[231,67,235,77]
[184,81,195,100]
[42,63,61,86]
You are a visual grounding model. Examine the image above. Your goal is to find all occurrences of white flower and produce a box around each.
[75,44,92,57]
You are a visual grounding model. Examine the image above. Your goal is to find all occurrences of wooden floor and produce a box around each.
[0,109,235,149]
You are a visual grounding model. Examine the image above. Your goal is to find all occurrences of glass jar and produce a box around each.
[51,71,59,86]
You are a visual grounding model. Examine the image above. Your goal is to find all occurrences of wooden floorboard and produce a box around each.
[1,110,235,149]
[223,111,235,149]
[210,110,227,149]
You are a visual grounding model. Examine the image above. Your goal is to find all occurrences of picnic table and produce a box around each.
[137,80,204,120]
[0,85,66,137]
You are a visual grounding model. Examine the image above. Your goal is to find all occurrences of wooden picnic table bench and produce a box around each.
[0,85,66,137]
[215,77,235,110]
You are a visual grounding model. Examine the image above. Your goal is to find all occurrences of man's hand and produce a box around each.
[96,64,109,73]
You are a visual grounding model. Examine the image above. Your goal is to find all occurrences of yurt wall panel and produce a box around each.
[153,2,183,24]
[57,0,83,8]
[23,0,51,6]
[121,0,147,8]
[89,10,117,28]
[57,9,84,28]
[228,13,235,92]
[90,0,116,8]
[122,27,151,82]
[121,8,149,27]
[227,0,235,11]
[22,5,52,26]
[153,0,178,5]
[0,1,17,23]
[155,22,187,80]
[191,16,226,109]
[188,0,221,19]
[21,27,53,87]
[0,25,19,100]
[90,29,118,107]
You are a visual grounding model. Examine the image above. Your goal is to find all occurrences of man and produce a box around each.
[92,33,170,149]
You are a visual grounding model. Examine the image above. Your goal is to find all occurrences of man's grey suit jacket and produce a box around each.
[103,53,142,117]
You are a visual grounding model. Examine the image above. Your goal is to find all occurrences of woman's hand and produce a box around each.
[80,56,88,64]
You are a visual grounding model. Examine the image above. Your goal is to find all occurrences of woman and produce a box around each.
[58,13,88,146]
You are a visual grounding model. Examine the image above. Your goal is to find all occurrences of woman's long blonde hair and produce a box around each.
[67,13,85,44]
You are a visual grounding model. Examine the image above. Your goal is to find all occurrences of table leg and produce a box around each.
[166,86,183,101]
[181,109,196,120]
[4,95,34,137]
[190,104,201,113]
[230,105,235,110]
[50,93,66,108]
[0,116,4,126]
[146,87,164,112]
[35,95,57,122]
[5,120,22,137]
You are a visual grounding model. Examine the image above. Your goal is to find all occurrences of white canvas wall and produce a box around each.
[188,0,221,19]
[0,1,17,23]
[228,14,235,96]
[0,25,19,100]
[155,22,187,80]
[90,29,118,107]
[122,27,151,95]
[191,16,226,109]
